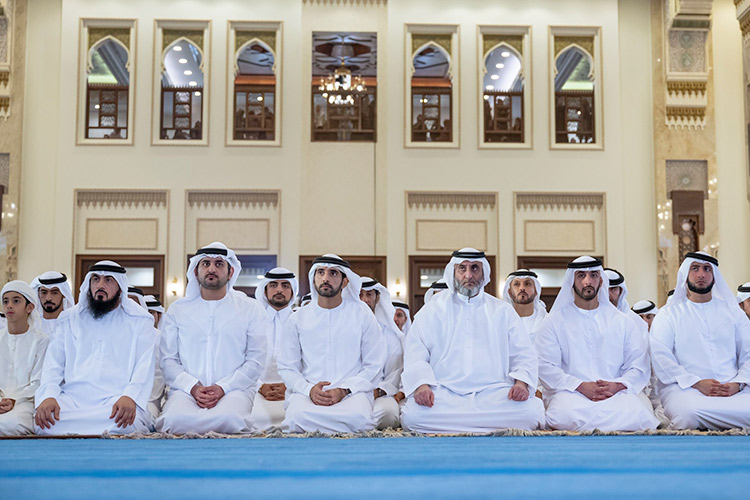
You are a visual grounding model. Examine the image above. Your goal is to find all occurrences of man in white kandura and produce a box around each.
[535,256,658,432]
[30,271,75,337]
[502,269,547,343]
[0,281,49,435]
[603,268,648,336]
[252,267,298,431]
[423,279,447,305]
[35,261,157,435]
[632,300,659,332]
[650,252,750,430]
[736,282,750,321]
[392,300,411,334]
[278,254,385,434]
[157,242,268,434]
[360,277,405,429]
[401,248,544,434]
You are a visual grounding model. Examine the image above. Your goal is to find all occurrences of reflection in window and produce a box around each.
[234,42,275,141]
[411,44,451,143]
[86,38,129,139]
[483,45,523,143]
[161,39,203,140]
[419,268,443,288]
[311,32,376,142]
[554,46,595,144]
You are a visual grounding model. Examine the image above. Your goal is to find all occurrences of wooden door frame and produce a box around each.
[75,254,165,301]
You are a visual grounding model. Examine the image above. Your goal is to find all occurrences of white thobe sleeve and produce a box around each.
[121,323,158,411]
[341,313,385,394]
[612,321,650,394]
[378,333,403,396]
[215,311,268,394]
[649,312,701,389]
[401,317,438,397]
[730,314,750,385]
[159,311,200,394]
[506,313,538,389]
[35,324,67,405]
[277,320,314,397]
[14,334,50,403]
[535,319,583,393]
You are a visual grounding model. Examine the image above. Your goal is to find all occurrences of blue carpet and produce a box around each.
[1,436,748,499]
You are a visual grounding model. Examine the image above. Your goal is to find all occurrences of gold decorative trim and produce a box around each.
[483,34,523,57]
[88,27,130,51]
[666,106,706,118]
[235,30,276,53]
[0,96,11,116]
[739,10,750,36]
[666,81,707,94]
[554,35,594,59]
[187,190,279,208]
[412,34,452,57]
[516,193,604,211]
[77,190,168,208]
[303,0,386,5]
[0,72,8,86]
[408,192,496,210]
[163,29,204,51]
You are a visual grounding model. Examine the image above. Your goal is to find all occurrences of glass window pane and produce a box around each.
[125,267,155,287]
[530,268,567,288]
[419,268,444,288]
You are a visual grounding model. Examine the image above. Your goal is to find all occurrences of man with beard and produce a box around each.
[650,252,750,429]
[360,277,404,429]
[401,249,544,434]
[535,256,658,431]
[30,271,75,337]
[501,269,547,343]
[157,242,268,434]
[252,267,298,431]
[34,261,157,435]
[278,254,385,434]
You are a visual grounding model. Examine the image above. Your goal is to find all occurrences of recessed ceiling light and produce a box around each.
[485,85,494,90]
[188,81,197,86]
[257,96,264,101]
[501,51,510,57]
[178,58,188,64]
[184,70,192,75]
[195,91,201,96]
[94,104,100,109]
[495,63,505,69]
[491,74,499,80]
[173,46,183,52]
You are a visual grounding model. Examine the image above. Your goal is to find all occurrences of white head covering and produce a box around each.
[737,282,750,303]
[308,254,361,304]
[603,268,631,312]
[127,286,148,309]
[30,271,75,310]
[1,280,42,329]
[632,299,659,316]
[668,251,735,309]
[424,279,448,304]
[442,248,492,296]
[392,300,412,333]
[550,256,612,314]
[144,295,165,314]
[501,269,547,317]
[254,267,299,311]
[299,293,312,307]
[361,276,403,338]
[185,242,243,300]
[78,260,151,319]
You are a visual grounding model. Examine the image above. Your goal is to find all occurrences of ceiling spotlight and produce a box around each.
[501,51,510,57]
[173,46,183,52]
[178,58,188,64]
[188,81,197,86]
[195,91,201,96]
[257,96,264,101]
[94,104,100,109]
[184,70,192,75]
[495,63,505,69]
[485,85,494,90]
[490,74,499,80]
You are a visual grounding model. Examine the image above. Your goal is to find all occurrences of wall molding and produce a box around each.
[515,192,604,211]
[407,192,496,210]
[187,190,279,209]
[77,189,168,209]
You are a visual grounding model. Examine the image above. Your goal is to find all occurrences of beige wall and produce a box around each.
[18,0,750,306]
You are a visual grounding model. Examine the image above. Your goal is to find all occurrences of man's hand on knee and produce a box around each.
[508,380,529,401]
[110,396,137,428]
[414,384,434,407]
[35,398,60,429]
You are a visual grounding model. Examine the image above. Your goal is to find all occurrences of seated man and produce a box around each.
[501,269,547,343]
[157,242,268,434]
[650,252,750,430]
[0,281,49,435]
[401,249,544,434]
[737,282,750,321]
[360,277,404,429]
[631,300,659,332]
[392,300,411,334]
[423,279,447,305]
[35,261,157,435]
[30,271,75,337]
[252,267,298,432]
[603,268,648,336]
[278,254,385,434]
[535,256,658,432]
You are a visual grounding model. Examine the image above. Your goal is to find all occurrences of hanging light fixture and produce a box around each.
[318,51,367,105]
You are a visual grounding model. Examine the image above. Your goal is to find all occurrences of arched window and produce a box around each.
[554,46,595,144]
[483,44,523,143]
[86,38,129,139]
[160,39,204,140]
[234,41,275,141]
[411,44,452,143]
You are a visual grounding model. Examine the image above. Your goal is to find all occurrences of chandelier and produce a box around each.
[318,61,367,105]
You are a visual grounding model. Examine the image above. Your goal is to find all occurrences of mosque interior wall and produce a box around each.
[7,0,750,307]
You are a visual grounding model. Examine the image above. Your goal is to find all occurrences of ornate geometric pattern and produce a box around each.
[515,193,604,211]
[408,192,496,210]
[554,36,594,59]
[188,190,279,209]
[88,27,130,51]
[411,34,451,57]
[235,30,276,54]
[483,35,523,57]
[163,29,204,52]
[77,190,168,209]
